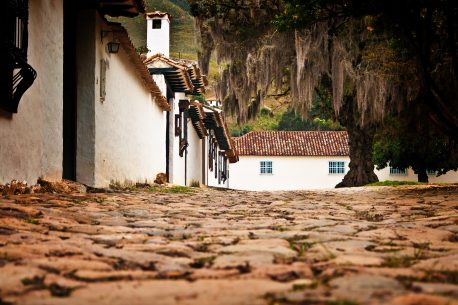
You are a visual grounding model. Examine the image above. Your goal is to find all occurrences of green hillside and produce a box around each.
[113,0,197,60]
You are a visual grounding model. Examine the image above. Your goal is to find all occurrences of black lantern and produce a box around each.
[107,41,120,53]
[101,30,121,54]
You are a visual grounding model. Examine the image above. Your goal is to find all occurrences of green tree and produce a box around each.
[188,0,458,187]
[374,114,458,183]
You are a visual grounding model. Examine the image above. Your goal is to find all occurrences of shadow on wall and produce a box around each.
[0,109,13,120]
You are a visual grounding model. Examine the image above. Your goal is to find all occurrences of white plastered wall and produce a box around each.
[229,156,350,191]
[229,155,458,191]
[0,0,64,184]
[205,138,230,189]
[168,93,205,186]
[171,93,186,185]
[186,122,203,186]
[375,167,458,183]
[146,16,170,57]
[83,14,166,187]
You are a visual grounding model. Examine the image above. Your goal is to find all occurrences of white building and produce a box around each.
[78,18,169,187]
[143,11,238,187]
[0,0,169,187]
[229,131,458,191]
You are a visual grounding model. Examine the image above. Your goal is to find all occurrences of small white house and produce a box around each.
[230,131,458,191]
[230,131,351,190]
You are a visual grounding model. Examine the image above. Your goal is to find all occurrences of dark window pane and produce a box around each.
[153,19,162,29]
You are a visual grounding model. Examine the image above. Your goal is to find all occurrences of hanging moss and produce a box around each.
[192,2,418,127]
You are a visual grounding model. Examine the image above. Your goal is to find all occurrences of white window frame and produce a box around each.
[389,167,407,175]
[260,161,273,175]
[329,161,345,174]
[427,169,437,176]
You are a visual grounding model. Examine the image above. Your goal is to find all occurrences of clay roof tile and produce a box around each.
[234,131,349,156]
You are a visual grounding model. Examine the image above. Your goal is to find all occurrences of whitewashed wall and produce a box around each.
[375,167,458,183]
[204,136,231,188]
[168,93,205,186]
[76,13,167,187]
[0,0,64,184]
[146,16,170,57]
[230,155,458,191]
[230,156,350,190]
[186,123,203,185]
[206,150,230,188]
[170,93,186,185]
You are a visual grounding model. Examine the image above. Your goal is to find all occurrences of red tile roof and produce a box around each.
[145,11,171,19]
[234,131,349,156]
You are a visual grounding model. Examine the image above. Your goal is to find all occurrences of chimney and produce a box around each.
[146,11,170,58]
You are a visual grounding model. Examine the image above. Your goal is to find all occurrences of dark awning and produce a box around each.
[98,0,145,17]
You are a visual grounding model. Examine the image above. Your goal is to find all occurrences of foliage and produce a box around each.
[229,107,280,136]
[368,181,427,187]
[189,0,458,188]
[112,0,197,59]
[190,0,458,132]
[373,113,458,182]
[229,80,343,136]
[147,185,195,193]
[135,46,150,54]
[275,0,458,133]
[190,94,205,103]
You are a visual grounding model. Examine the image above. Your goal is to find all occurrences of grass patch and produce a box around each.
[368,181,427,187]
[382,255,416,268]
[382,246,427,268]
[147,186,195,194]
[24,218,40,225]
[190,256,215,268]
[292,281,318,291]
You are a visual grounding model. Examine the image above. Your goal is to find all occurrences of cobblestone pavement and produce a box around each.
[0,185,457,305]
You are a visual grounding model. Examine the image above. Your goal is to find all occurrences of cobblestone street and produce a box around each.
[0,185,457,305]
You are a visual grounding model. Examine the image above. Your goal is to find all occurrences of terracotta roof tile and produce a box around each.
[145,11,171,19]
[234,131,349,156]
[144,53,195,93]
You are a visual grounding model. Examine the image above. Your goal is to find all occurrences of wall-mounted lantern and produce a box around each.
[107,41,120,53]
[101,30,121,54]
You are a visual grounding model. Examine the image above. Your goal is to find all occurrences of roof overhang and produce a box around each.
[144,54,194,93]
[98,0,145,17]
[188,102,208,139]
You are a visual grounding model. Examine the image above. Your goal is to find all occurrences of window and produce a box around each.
[152,19,162,29]
[100,59,107,102]
[174,114,181,137]
[260,161,273,174]
[390,167,407,175]
[329,161,345,174]
[1,0,36,113]
[177,100,189,157]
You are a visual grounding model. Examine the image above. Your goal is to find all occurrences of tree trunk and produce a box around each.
[335,95,379,188]
[417,168,429,183]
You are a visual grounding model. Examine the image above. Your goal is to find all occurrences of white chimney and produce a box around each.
[146,11,170,58]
